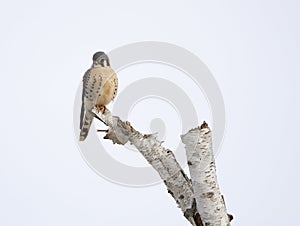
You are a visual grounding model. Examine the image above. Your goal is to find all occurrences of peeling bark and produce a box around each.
[92,108,203,226]
[181,122,231,226]
[92,109,232,226]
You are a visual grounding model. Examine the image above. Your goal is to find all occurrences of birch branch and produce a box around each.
[92,108,203,226]
[181,122,232,226]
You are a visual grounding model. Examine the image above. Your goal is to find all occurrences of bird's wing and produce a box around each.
[80,69,90,129]
[79,68,103,141]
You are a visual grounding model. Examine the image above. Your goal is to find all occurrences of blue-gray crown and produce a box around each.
[92,51,106,61]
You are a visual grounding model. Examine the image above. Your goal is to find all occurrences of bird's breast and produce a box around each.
[97,78,116,105]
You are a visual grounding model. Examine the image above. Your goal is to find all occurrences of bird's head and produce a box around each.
[92,51,110,67]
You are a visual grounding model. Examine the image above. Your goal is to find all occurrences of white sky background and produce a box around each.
[1,0,300,225]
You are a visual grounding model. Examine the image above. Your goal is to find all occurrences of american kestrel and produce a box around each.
[79,51,118,141]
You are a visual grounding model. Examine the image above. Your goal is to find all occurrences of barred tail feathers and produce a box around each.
[79,110,94,141]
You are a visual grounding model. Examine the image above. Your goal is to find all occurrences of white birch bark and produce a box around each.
[92,108,203,226]
[181,122,231,226]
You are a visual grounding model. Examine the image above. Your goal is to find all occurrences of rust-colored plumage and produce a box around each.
[79,52,118,141]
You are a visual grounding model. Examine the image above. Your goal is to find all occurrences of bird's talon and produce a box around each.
[96,105,107,113]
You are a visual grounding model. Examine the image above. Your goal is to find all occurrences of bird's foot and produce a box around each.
[95,105,107,113]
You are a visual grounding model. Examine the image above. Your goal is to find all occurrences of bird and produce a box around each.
[79,51,118,141]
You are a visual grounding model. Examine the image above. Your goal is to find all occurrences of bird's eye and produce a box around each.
[99,59,106,67]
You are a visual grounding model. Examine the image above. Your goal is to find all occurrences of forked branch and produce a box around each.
[92,108,232,226]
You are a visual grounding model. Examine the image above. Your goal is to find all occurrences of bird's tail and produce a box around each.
[79,110,94,141]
